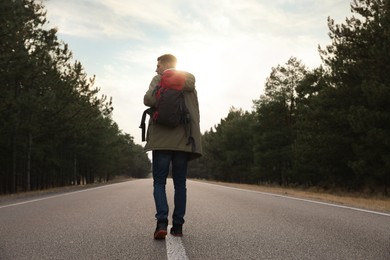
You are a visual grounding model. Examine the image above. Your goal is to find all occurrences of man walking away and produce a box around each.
[143,54,202,239]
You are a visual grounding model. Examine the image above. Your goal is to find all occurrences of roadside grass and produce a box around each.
[196,180,390,214]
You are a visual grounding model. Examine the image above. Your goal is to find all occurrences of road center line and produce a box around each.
[166,225,189,260]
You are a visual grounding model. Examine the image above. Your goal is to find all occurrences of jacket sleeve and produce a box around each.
[183,72,195,92]
[144,75,161,107]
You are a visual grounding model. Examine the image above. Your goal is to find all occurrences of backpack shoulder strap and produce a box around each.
[139,108,153,142]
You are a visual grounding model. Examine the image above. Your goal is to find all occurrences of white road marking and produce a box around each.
[0,183,121,209]
[196,181,390,217]
[166,225,189,260]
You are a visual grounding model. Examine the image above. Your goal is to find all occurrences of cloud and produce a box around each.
[45,0,153,40]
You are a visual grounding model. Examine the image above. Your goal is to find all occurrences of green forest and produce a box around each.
[1,0,389,196]
[0,0,151,194]
[189,0,390,195]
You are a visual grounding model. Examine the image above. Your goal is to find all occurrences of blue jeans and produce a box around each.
[152,150,188,225]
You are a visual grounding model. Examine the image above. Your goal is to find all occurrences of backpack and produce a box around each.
[152,85,190,128]
[139,71,191,142]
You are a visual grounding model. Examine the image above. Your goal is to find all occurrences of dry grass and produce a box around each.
[199,180,390,214]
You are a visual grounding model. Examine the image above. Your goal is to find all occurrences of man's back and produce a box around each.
[143,70,202,161]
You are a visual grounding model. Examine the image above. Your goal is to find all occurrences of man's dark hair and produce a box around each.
[157,54,177,67]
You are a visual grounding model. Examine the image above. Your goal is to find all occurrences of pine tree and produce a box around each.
[320,0,390,191]
[0,1,150,194]
[253,57,307,185]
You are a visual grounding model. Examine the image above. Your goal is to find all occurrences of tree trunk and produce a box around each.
[12,134,17,193]
[26,132,32,191]
[73,156,77,185]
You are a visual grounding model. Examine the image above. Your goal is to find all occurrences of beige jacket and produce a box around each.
[143,72,203,161]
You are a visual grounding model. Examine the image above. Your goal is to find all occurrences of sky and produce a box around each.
[43,0,352,145]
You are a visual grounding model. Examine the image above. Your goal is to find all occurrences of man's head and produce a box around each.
[156,54,177,75]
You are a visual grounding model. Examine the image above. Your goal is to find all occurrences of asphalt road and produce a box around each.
[0,179,389,260]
